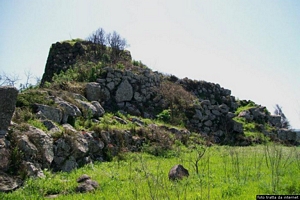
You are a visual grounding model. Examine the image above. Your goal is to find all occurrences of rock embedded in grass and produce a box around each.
[168,164,189,181]
[76,174,99,193]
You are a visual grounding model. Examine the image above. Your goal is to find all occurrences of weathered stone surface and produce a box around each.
[76,174,99,193]
[226,112,236,119]
[34,104,62,124]
[193,109,203,120]
[41,41,89,85]
[76,100,98,118]
[0,172,22,192]
[212,109,221,116]
[17,134,38,161]
[91,101,105,118]
[0,86,18,138]
[42,120,61,133]
[204,120,213,127]
[249,107,267,122]
[268,115,281,127]
[76,179,99,193]
[0,139,10,171]
[24,127,54,168]
[21,161,45,178]
[232,121,243,133]
[238,110,253,121]
[86,82,102,102]
[219,104,229,113]
[56,98,82,124]
[168,164,189,181]
[115,79,133,102]
[77,174,91,183]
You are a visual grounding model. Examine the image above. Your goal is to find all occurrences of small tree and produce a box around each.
[107,31,128,63]
[274,104,290,129]
[0,72,20,87]
[87,28,107,46]
[87,28,107,60]
[107,31,127,51]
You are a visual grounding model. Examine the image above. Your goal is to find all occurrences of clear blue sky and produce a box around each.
[0,0,299,128]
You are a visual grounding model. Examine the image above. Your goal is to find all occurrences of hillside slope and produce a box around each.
[0,39,298,192]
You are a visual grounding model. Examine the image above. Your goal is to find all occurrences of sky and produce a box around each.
[0,0,299,129]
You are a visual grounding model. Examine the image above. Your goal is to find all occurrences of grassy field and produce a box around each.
[1,144,300,200]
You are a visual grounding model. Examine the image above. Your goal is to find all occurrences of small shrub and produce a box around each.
[28,119,48,132]
[116,62,125,70]
[16,90,54,108]
[156,109,171,123]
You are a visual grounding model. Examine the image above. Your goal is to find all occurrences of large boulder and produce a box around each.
[56,98,82,124]
[25,126,54,168]
[0,86,18,138]
[76,100,104,118]
[16,126,54,169]
[115,79,133,102]
[168,164,189,181]
[86,82,102,102]
[34,104,62,124]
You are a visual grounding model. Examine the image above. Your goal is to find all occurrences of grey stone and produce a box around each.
[42,120,61,133]
[219,104,229,113]
[72,93,87,101]
[17,134,38,161]
[76,179,99,193]
[226,112,236,119]
[232,121,243,133]
[204,120,213,127]
[91,101,105,118]
[25,126,54,168]
[115,79,133,102]
[62,156,78,172]
[63,123,77,134]
[134,92,143,102]
[34,104,62,124]
[212,109,221,116]
[268,115,281,127]
[0,86,18,137]
[22,161,45,178]
[168,164,189,181]
[0,172,22,192]
[56,98,82,123]
[86,82,102,102]
[238,110,253,121]
[106,82,115,91]
[0,139,10,171]
[277,128,297,141]
[213,130,224,137]
[76,100,98,118]
[193,109,203,120]
[77,174,91,183]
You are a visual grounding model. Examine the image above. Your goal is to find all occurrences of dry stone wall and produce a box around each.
[86,67,162,117]
[41,41,132,85]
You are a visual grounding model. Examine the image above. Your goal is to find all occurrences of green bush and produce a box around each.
[28,119,48,132]
[156,109,171,123]
[16,90,54,108]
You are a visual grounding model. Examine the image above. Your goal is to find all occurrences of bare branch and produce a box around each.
[0,72,20,87]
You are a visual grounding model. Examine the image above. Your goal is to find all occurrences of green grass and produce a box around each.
[2,145,299,199]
